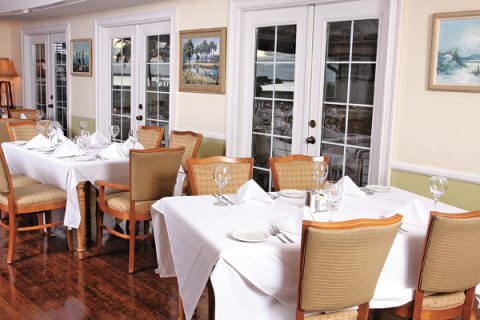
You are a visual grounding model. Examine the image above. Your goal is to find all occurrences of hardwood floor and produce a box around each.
[0,226,208,320]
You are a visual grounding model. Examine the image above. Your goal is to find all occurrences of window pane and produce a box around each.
[321,104,346,144]
[345,147,369,186]
[252,99,272,134]
[326,21,351,61]
[255,63,274,98]
[276,25,296,62]
[272,137,291,158]
[347,106,372,147]
[273,100,293,137]
[256,27,275,62]
[321,143,344,181]
[274,63,295,100]
[252,134,271,169]
[324,63,349,103]
[349,64,375,105]
[352,19,378,61]
[253,169,270,191]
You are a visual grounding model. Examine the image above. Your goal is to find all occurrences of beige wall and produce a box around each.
[11,0,229,135]
[392,0,480,175]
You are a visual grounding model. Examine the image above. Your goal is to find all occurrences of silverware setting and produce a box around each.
[267,192,280,200]
[212,194,235,206]
[360,187,375,195]
[380,215,408,233]
[271,224,294,243]
[269,226,286,243]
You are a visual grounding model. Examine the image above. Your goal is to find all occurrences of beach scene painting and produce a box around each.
[430,11,480,92]
[179,28,226,94]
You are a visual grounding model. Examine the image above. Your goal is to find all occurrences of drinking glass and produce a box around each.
[47,125,57,148]
[312,161,328,192]
[78,120,88,131]
[128,129,139,148]
[78,130,91,149]
[36,109,44,121]
[325,181,343,221]
[110,125,120,142]
[429,176,448,209]
[213,165,230,206]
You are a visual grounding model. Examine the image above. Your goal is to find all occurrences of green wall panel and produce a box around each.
[71,116,96,138]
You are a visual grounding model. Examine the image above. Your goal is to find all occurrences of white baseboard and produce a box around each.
[391,162,480,185]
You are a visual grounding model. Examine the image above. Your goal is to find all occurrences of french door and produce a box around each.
[100,21,171,143]
[29,33,68,133]
[241,0,389,190]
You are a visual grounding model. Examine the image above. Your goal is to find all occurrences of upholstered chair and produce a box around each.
[138,125,164,149]
[384,211,480,320]
[96,147,185,273]
[9,109,38,120]
[187,156,253,195]
[6,120,37,141]
[270,154,329,191]
[0,147,72,264]
[296,215,402,320]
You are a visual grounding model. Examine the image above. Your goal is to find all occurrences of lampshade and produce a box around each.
[0,58,18,77]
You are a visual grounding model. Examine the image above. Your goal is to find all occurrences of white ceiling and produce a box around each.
[0,0,166,20]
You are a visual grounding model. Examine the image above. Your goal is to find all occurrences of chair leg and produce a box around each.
[66,228,74,253]
[96,210,104,253]
[37,213,44,234]
[178,289,185,320]
[128,219,136,273]
[144,220,150,247]
[357,302,369,320]
[7,215,17,264]
[463,287,476,320]
[44,211,55,237]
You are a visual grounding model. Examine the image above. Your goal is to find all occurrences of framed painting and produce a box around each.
[71,38,92,77]
[429,10,480,92]
[179,28,227,94]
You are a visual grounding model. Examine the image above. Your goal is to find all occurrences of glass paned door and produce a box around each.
[33,43,47,117]
[53,41,67,133]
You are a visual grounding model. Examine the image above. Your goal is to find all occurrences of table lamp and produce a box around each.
[0,58,18,109]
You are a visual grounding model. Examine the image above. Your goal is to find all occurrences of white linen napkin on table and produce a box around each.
[236,179,274,204]
[20,113,27,119]
[56,128,67,143]
[386,198,430,229]
[98,143,127,160]
[123,138,144,150]
[52,140,84,158]
[339,175,367,199]
[90,131,110,146]
[24,134,51,149]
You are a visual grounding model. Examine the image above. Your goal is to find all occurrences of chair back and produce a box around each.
[169,130,203,172]
[138,126,164,149]
[418,211,480,293]
[187,156,253,195]
[6,121,37,141]
[270,154,329,191]
[0,147,13,193]
[9,109,38,120]
[129,147,185,201]
[298,215,402,312]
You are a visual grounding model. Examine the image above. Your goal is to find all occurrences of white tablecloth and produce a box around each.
[3,142,185,228]
[151,187,479,320]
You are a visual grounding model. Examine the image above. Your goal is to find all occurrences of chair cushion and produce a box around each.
[106,191,154,214]
[305,310,358,320]
[11,174,40,188]
[0,184,66,206]
[422,291,465,310]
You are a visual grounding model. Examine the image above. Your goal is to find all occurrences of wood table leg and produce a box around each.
[76,182,87,260]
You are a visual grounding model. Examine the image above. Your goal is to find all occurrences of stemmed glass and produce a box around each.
[325,181,343,221]
[128,129,139,148]
[429,176,448,209]
[47,125,57,148]
[110,125,120,142]
[213,165,230,206]
[312,161,328,192]
[36,109,44,121]
[78,121,88,132]
[78,130,91,150]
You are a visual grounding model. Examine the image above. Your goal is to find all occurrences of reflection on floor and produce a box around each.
[0,226,208,319]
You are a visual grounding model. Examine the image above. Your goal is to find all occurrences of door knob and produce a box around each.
[309,120,316,128]
[47,104,54,108]
[136,115,143,121]
[138,104,143,110]
[306,136,316,144]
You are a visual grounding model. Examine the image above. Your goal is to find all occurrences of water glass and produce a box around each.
[78,130,91,149]
[78,120,88,131]
[36,109,44,121]
[213,165,230,206]
[47,125,57,147]
[110,125,120,142]
[128,129,139,148]
[429,176,448,209]
[312,161,328,192]
[325,181,343,221]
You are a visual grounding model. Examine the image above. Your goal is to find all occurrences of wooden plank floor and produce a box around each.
[0,226,208,320]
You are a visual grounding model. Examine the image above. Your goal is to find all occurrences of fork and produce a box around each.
[269,226,286,243]
[268,192,280,200]
[380,215,407,233]
[271,224,294,243]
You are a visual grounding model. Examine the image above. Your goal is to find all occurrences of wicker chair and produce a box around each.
[6,120,37,141]
[9,109,38,120]
[0,147,72,264]
[96,147,185,273]
[169,130,203,194]
[138,125,164,149]
[384,211,480,320]
[270,154,329,191]
[187,156,253,195]
[296,215,402,320]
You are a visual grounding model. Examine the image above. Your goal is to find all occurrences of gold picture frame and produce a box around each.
[71,38,92,77]
[429,10,480,92]
[179,28,227,94]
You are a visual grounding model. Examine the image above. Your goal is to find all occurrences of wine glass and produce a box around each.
[78,130,91,149]
[47,125,57,148]
[78,120,88,132]
[325,181,343,221]
[110,125,120,142]
[429,176,448,209]
[128,129,139,148]
[213,165,230,206]
[36,109,44,121]
[312,161,328,192]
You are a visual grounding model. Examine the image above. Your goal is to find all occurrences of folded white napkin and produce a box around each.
[90,131,110,146]
[339,175,367,199]
[123,139,144,150]
[275,206,312,235]
[24,134,51,149]
[98,143,127,160]
[56,128,67,143]
[387,199,429,229]
[52,140,84,158]
[236,179,274,204]
[20,113,27,119]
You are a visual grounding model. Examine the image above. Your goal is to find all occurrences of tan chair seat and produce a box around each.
[306,310,358,320]
[0,184,66,206]
[106,192,154,214]
[422,291,465,310]
[11,174,40,188]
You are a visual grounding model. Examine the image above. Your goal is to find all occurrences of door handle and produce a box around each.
[47,104,54,109]
[138,104,143,110]
[306,136,316,144]
[136,115,143,121]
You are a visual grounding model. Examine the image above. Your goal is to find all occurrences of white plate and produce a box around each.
[38,147,56,153]
[231,229,268,243]
[279,189,306,198]
[73,155,95,161]
[12,141,26,146]
[365,185,391,193]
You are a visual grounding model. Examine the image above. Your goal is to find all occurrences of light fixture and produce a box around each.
[0,58,18,109]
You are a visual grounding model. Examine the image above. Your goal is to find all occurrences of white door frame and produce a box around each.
[95,9,177,136]
[226,0,402,185]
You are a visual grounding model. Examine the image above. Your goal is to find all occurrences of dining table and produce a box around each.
[150,185,479,320]
[2,141,185,259]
